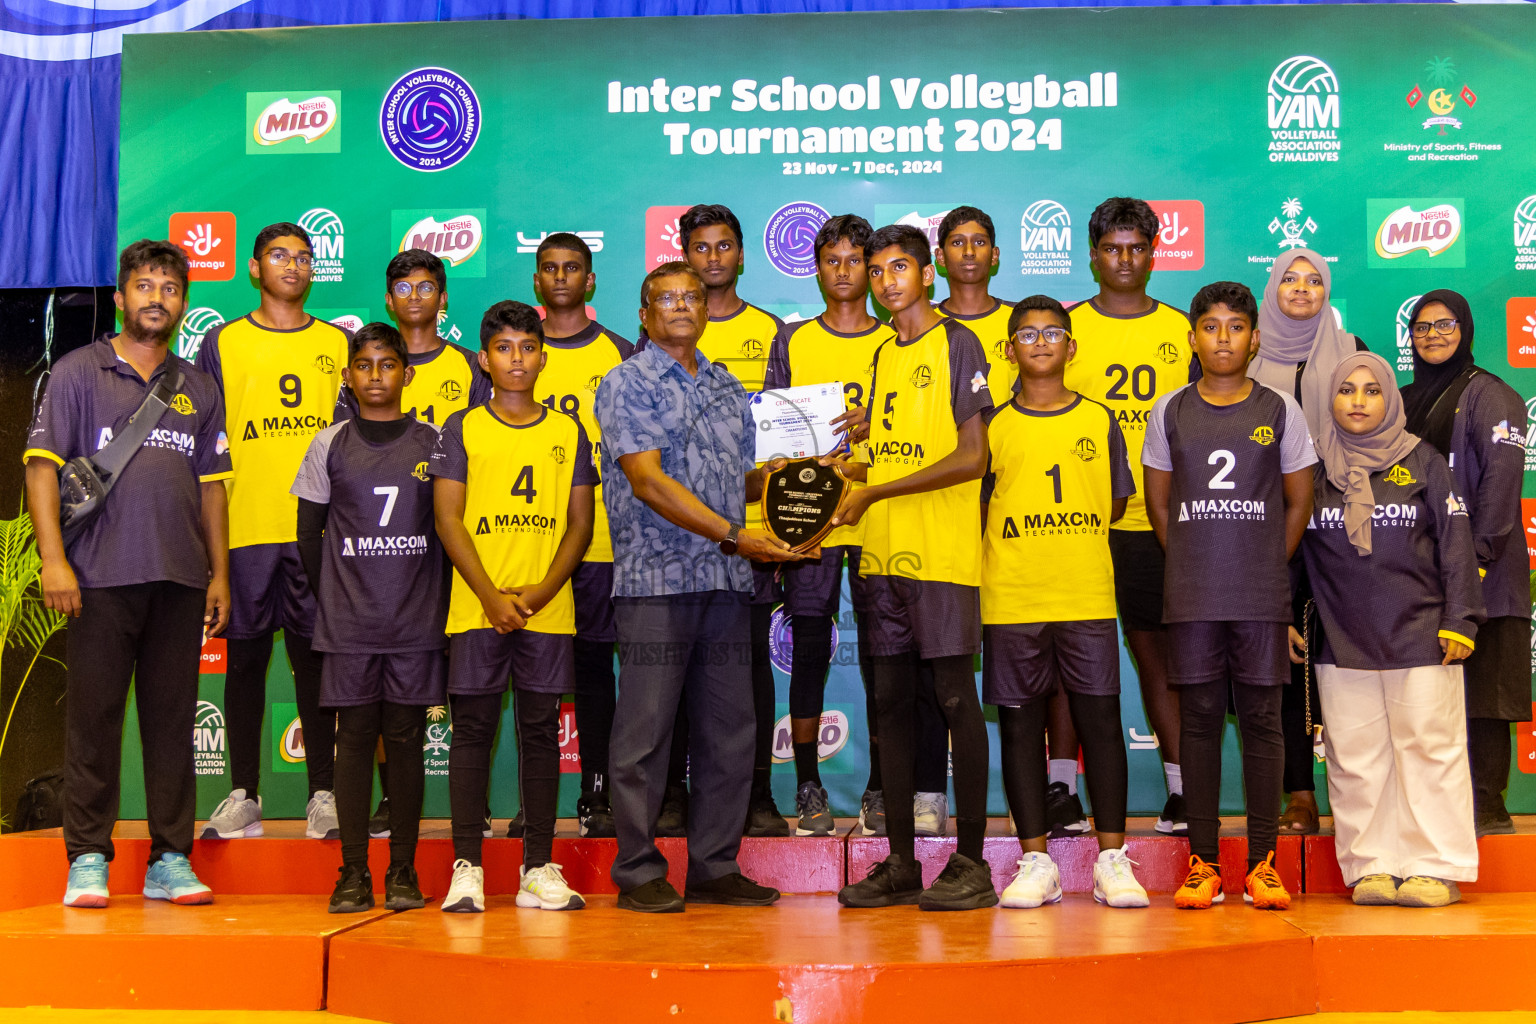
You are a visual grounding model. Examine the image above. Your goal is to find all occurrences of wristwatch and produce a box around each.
[718,524,742,556]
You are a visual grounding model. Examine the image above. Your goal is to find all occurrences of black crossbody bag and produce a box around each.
[58,369,185,546]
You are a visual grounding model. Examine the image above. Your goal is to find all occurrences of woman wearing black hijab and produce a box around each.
[1400,290,1530,836]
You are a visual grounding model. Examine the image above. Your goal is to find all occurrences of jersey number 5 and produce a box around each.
[881,391,897,430]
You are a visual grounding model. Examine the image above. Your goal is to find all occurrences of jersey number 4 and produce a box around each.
[511,465,538,503]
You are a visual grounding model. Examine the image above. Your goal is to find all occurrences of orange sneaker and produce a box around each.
[1174,856,1223,908]
[1244,851,1291,910]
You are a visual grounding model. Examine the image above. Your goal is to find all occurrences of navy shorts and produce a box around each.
[571,561,616,643]
[861,576,981,659]
[782,545,870,619]
[448,628,575,696]
[982,619,1121,705]
[227,542,316,640]
[1167,620,1289,687]
[750,561,782,606]
[1108,529,1165,634]
[321,649,447,708]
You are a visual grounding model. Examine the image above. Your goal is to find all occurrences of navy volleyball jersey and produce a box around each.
[1141,382,1315,623]
[291,418,448,654]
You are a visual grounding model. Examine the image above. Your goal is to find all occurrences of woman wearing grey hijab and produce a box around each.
[1298,352,1484,908]
[1253,249,1365,836]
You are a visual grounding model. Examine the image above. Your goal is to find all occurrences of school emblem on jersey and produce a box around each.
[412,461,430,482]
[585,374,603,394]
[170,394,196,416]
[910,364,933,389]
[1072,437,1099,461]
[438,380,463,402]
[741,339,765,359]
[314,354,336,374]
[992,339,1010,362]
[550,445,567,465]
[1385,464,1416,486]
[1250,426,1276,446]
[1158,341,1182,365]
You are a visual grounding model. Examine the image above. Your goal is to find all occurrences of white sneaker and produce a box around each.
[201,789,263,839]
[1093,846,1150,908]
[1001,852,1062,909]
[441,859,485,913]
[516,863,586,911]
[913,791,948,836]
[306,790,340,840]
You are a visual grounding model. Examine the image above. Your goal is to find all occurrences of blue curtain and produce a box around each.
[0,0,1454,287]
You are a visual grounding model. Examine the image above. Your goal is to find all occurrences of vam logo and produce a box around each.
[297,208,344,282]
[1514,195,1536,271]
[1370,201,1464,267]
[246,92,341,154]
[192,700,226,776]
[1394,294,1423,372]
[175,307,225,361]
[393,210,487,278]
[1019,200,1072,277]
[1267,55,1341,162]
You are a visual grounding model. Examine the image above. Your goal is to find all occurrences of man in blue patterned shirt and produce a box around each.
[596,261,805,913]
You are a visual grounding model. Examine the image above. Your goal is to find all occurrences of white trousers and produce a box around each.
[1317,663,1479,885]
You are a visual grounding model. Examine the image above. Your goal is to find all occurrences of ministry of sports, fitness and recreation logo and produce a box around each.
[770,710,852,765]
[1393,294,1422,372]
[380,68,481,172]
[424,705,451,776]
[296,208,344,283]
[1271,198,1317,252]
[1507,298,1536,372]
[764,202,830,278]
[246,92,341,155]
[1266,55,1341,163]
[175,307,224,361]
[394,210,487,277]
[1385,464,1415,487]
[1405,57,1476,135]
[1514,196,1536,271]
[1370,200,1465,268]
[516,230,605,255]
[767,605,840,675]
[1250,426,1275,446]
[192,700,226,777]
[1072,437,1098,461]
[1019,200,1072,278]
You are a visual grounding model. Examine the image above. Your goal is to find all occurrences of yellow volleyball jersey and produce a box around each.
[939,298,1015,409]
[862,318,992,585]
[402,343,489,426]
[537,322,634,563]
[196,314,350,549]
[436,405,592,636]
[981,396,1132,624]
[698,301,784,531]
[767,315,894,548]
[1062,299,1190,532]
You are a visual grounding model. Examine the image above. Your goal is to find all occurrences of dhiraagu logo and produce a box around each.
[246,92,341,155]
[1368,199,1465,268]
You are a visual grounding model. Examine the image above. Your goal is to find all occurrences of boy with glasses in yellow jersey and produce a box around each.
[981,296,1147,910]
[531,232,634,838]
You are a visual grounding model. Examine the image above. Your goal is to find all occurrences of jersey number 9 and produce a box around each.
[279,373,303,408]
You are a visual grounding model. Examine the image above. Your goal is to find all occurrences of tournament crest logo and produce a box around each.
[175,307,223,361]
[1019,200,1072,277]
[910,364,933,389]
[314,354,336,374]
[1072,437,1098,461]
[170,394,196,416]
[767,605,839,675]
[1266,55,1341,163]
[763,201,830,278]
[1385,464,1415,486]
[550,445,568,465]
[412,461,430,482]
[1406,57,1476,135]
[1250,426,1275,446]
[379,68,481,172]
[438,380,463,402]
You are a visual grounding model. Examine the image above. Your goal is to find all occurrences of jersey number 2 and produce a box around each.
[1207,450,1236,490]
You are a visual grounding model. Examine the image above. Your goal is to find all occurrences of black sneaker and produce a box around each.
[919,852,998,912]
[384,864,425,911]
[618,876,685,913]
[1475,807,1517,838]
[685,872,781,906]
[368,797,391,839]
[795,781,833,836]
[656,785,688,837]
[745,789,790,837]
[578,791,616,838]
[838,855,923,908]
[858,789,886,836]
[329,865,374,914]
[1045,782,1090,838]
[1156,792,1188,835]
[504,808,525,838]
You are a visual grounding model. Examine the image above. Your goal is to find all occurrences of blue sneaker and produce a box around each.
[63,853,109,908]
[143,853,213,905]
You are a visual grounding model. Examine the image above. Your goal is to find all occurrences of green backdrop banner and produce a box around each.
[117,4,1536,821]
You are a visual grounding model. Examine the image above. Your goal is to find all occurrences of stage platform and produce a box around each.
[3,817,1536,1021]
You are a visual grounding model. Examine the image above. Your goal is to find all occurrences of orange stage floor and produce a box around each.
[3,817,1535,1021]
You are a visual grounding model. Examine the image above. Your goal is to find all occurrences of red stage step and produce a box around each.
[0,895,388,1010]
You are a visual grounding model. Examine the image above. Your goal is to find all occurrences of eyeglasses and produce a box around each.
[650,290,704,310]
[1012,327,1070,345]
[391,280,440,299]
[263,249,312,269]
[1410,318,1458,337]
